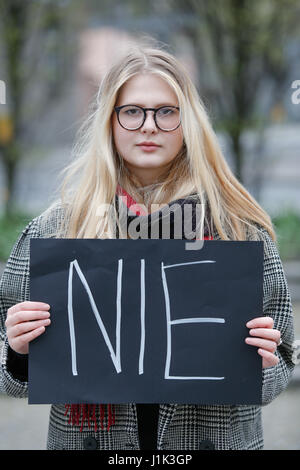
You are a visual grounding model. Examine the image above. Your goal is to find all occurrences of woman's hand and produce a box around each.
[5,301,51,355]
[245,316,281,368]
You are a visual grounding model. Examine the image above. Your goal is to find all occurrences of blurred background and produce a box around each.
[0,0,299,450]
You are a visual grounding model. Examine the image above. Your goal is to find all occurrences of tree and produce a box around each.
[0,0,71,216]
[170,0,300,186]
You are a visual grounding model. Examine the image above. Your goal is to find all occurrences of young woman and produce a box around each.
[0,43,295,451]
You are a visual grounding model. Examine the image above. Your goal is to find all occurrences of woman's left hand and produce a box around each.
[245,317,281,369]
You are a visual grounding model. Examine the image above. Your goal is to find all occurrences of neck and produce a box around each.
[123,163,171,187]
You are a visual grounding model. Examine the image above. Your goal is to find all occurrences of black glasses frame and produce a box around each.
[114,104,181,131]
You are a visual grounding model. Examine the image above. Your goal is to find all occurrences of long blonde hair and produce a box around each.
[55,40,275,242]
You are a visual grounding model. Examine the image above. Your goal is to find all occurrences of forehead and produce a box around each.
[116,73,178,106]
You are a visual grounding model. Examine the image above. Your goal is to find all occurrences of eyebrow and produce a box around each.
[120,102,178,108]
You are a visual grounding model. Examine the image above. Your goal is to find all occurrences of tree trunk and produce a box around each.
[1,143,19,217]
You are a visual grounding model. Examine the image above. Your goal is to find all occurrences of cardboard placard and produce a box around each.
[29,239,263,405]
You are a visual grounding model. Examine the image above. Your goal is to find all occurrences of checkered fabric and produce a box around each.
[0,201,295,450]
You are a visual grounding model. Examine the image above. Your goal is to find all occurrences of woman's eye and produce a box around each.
[126,108,141,116]
[160,108,173,116]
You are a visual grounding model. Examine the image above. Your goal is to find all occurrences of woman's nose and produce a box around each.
[140,111,158,133]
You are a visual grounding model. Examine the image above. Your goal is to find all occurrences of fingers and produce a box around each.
[5,301,51,355]
[245,318,281,346]
[249,327,281,344]
[9,326,47,355]
[245,316,281,369]
[258,348,280,368]
[8,318,51,337]
[7,301,50,317]
[246,317,274,329]
[245,336,277,353]
[5,309,50,328]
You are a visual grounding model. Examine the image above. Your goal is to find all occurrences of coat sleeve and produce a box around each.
[0,217,41,398]
[259,227,295,405]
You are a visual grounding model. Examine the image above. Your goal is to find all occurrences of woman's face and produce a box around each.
[112,73,184,186]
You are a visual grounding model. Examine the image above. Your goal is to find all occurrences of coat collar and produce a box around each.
[115,183,214,240]
[116,183,199,217]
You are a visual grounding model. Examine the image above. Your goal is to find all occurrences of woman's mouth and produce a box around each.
[137,142,161,152]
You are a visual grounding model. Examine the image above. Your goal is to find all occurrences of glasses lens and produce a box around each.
[118,106,144,130]
[156,107,180,130]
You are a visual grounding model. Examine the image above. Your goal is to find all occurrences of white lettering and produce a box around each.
[161,260,225,380]
[0,80,5,104]
[291,80,300,104]
[68,258,123,375]
[67,256,224,380]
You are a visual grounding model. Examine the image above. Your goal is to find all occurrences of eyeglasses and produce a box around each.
[114,104,181,131]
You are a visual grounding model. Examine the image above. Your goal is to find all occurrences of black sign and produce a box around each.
[29,239,263,405]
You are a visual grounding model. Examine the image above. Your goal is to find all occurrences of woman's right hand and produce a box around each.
[5,301,51,355]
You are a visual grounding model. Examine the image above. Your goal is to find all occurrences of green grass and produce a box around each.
[0,212,33,262]
[273,210,300,261]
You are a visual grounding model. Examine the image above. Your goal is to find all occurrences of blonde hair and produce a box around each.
[55,39,275,242]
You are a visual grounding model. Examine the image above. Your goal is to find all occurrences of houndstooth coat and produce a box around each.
[0,198,295,450]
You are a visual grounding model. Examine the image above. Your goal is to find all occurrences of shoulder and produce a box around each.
[249,223,280,262]
[249,224,290,295]
[21,200,68,239]
[34,200,69,238]
[1,202,67,272]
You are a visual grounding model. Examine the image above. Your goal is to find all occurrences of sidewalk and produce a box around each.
[0,380,299,450]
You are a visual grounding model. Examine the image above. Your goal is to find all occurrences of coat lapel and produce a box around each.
[157,404,177,446]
